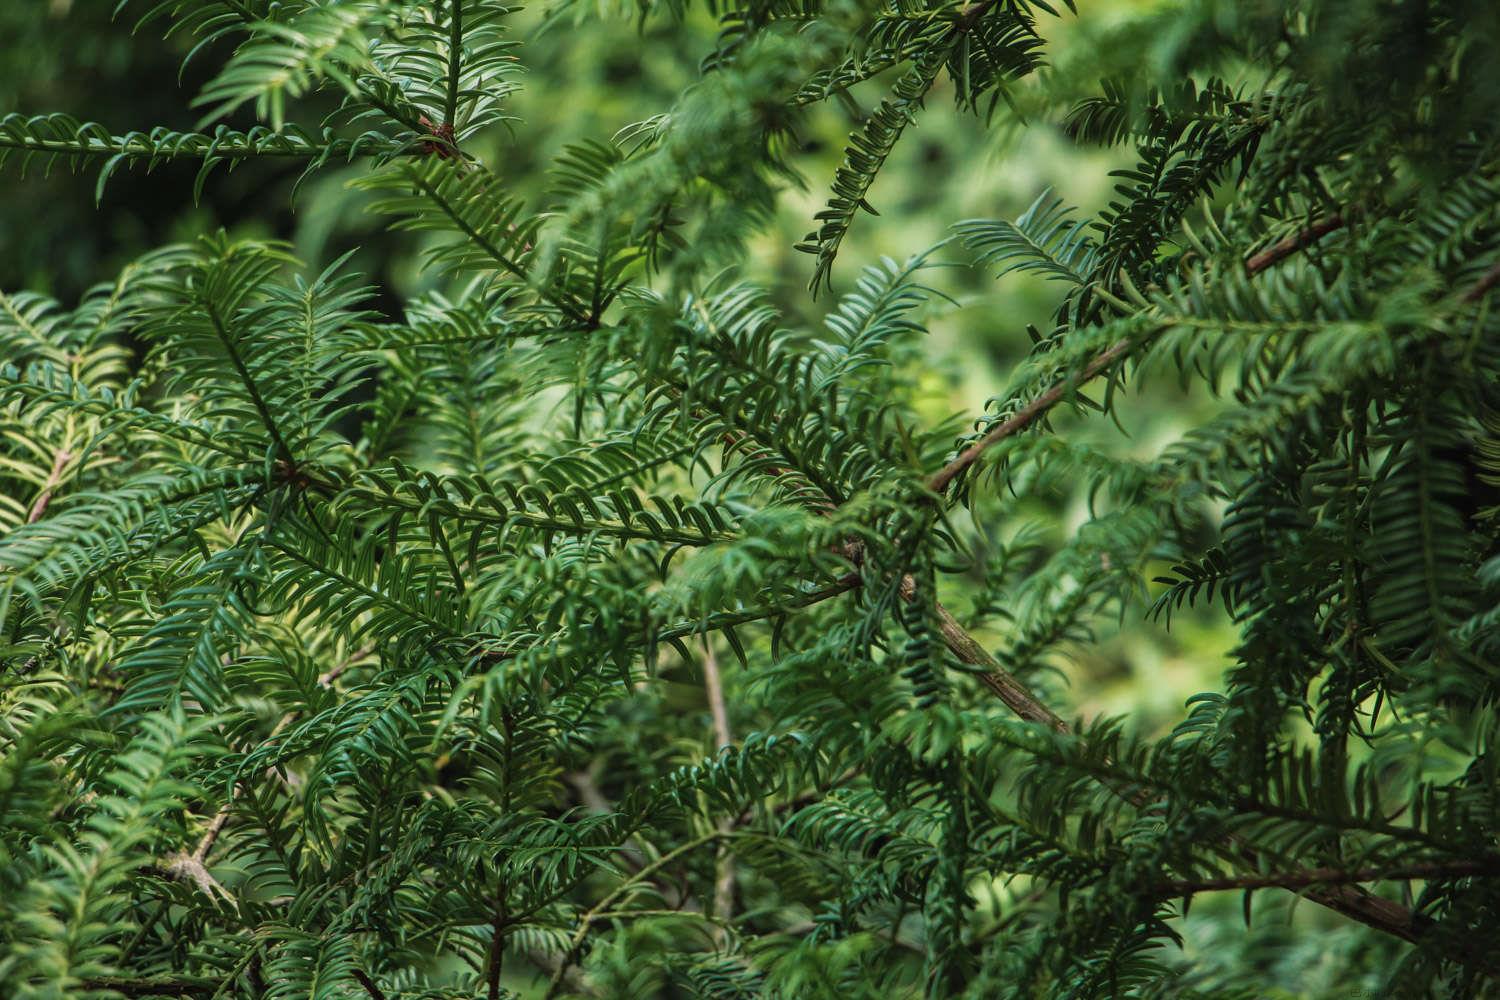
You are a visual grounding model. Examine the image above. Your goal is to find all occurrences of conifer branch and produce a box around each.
[202,298,298,467]
[908,210,1477,956]
[0,116,397,164]
[932,598,1068,730]
[927,212,1349,494]
[5,3,1497,994]
[924,213,1349,720]
[544,831,729,998]
[1243,212,1348,273]
[926,337,1135,495]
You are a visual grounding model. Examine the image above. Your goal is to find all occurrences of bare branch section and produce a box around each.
[26,448,72,523]
[1464,261,1500,303]
[702,638,738,935]
[1243,212,1348,273]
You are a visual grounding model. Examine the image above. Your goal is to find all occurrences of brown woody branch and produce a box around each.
[926,339,1132,496]
[926,212,1349,497]
[26,447,73,523]
[79,977,217,998]
[318,642,377,688]
[352,968,389,1000]
[701,638,738,936]
[1243,212,1347,273]
[1464,261,1500,303]
[1161,859,1500,897]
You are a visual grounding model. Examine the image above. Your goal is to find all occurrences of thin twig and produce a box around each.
[158,708,302,902]
[1243,212,1347,273]
[926,339,1132,495]
[544,831,727,999]
[26,447,72,522]
[700,638,737,937]
[79,977,216,998]
[1161,859,1500,896]
[1463,261,1500,303]
[318,643,376,688]
[931,599,1067,731]
[352,968,389,1000]
[926,212,1349,496]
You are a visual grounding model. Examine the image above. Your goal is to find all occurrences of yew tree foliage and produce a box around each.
[2,1,1500,997]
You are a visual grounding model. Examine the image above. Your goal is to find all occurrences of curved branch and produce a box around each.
[926,211,1349,495]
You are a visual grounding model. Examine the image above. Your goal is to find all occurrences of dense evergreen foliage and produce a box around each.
[2,1,1499,996]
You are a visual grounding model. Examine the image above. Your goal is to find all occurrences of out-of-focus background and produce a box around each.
[0,3,1378,993]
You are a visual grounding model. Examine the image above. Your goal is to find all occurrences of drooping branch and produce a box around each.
[903,210,1493,957]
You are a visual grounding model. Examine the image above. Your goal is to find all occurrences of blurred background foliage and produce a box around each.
[1,1,1390,993]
